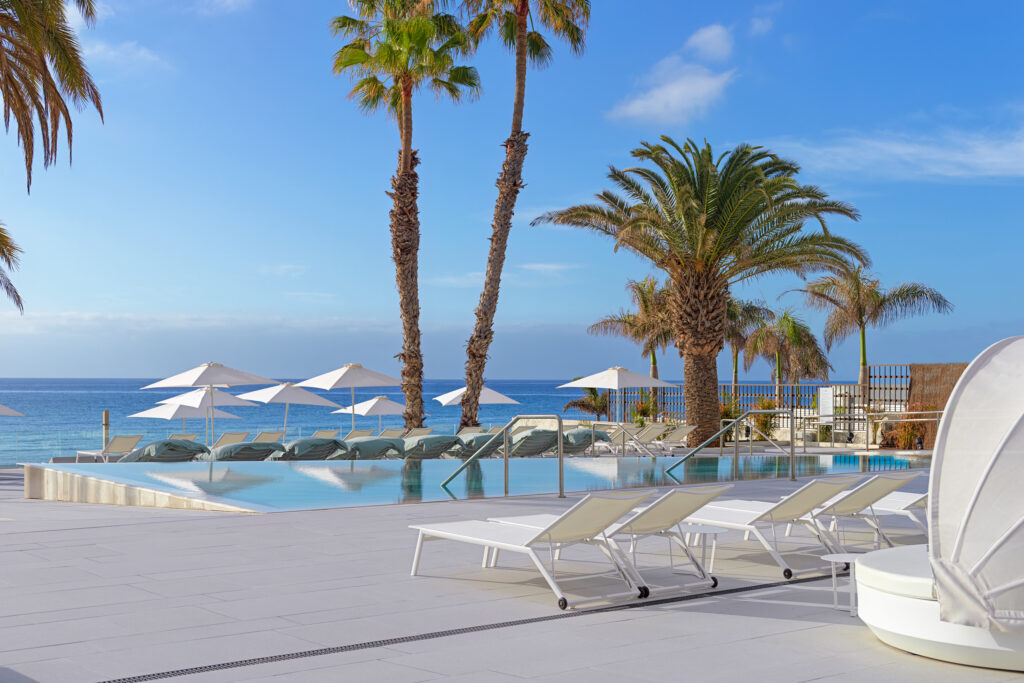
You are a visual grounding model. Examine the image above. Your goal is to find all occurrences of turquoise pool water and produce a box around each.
[32,453,928,512]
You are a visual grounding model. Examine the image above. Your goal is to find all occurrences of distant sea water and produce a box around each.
[0,378,660,466]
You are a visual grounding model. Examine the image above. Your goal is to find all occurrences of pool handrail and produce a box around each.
[665,409,795,482]
[441,415,565,498]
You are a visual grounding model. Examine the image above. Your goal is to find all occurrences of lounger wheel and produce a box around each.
[783,568,793,580]
[638,586,650,598]
[843,563,850,571]
[557,597,568,610]
[710,576,718,588]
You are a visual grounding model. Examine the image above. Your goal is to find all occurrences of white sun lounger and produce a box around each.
[71,434,144,463]
[168,433,199,442]
[252,431,284,443]
[311,429,340,439]
[342,429,375,441]
[685,475,863,578]
[622,423,671,456]
[404,427,433,438]
[458,426,486,436]
[656,425,696,450]
[489,484,734,595]
[410,490,653,609]
[860,490,928,532]
[378,428,406,438]
[211,432,249,449]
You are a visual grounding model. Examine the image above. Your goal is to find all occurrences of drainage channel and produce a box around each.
[99,574,833,683]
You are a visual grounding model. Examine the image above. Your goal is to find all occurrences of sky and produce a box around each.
[0,0,1022,380]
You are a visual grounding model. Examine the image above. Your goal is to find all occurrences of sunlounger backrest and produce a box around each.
[821,472,921,517]
[405,427,433,438]
[343,429,375,440]
[763,476,862,522]
[211,432,248,449]
[253,431,284,443]
[104,435,144,454]
[531,491,651,545]
[620,484,733,535]
[169,433,199,442]
[663,425,696,442]
[312,429,339,439]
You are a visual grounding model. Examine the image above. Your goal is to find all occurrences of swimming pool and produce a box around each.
[26,452,929,512]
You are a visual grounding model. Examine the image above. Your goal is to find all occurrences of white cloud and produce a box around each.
[610,57,737,124]
[774,126,1024,179]
[684,24,733,61]
[749,17,773,36]
[519,263,579,273]
[83,41,170,70]
[425,272,484,288]
[195,0,254,15]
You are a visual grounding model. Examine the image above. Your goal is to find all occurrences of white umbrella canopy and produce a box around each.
[159,388,257,409]
[433,385,519,408]
[0,403,24,417]
[141,362,276,390]
[129,404,241,421]
[558,367,676,423]
[237,383,340,440]
[333,395,406,432]
[298,363,401,430]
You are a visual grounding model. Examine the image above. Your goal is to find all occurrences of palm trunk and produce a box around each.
[775,351,783,406]
[390,87,423,428]
[731,348,739,403]
[684,352,719,445]
[649,350,659,419]
[858,323,869,411]
[459,2,530,429]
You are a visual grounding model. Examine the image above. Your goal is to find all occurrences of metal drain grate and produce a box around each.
[99,574,831,682]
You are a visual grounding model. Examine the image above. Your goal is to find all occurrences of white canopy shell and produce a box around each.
[930,335,1024,631]
[433,385,519,407]
[558,367,677,390]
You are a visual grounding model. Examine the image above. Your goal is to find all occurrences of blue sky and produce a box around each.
[0,0,1022,380]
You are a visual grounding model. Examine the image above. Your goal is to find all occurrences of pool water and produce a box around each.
[33,453,928,512]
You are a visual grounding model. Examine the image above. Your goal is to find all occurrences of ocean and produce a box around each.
[0,378,656,466]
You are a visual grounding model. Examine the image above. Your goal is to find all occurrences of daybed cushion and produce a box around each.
[343,436,405,460]
[856,544,935,601]
[196,441,284,461]
[119,439,210,463]
[404,434,461,460]
[279,437,347,461]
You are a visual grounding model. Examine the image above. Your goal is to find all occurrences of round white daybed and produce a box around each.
[857,336,1024,671]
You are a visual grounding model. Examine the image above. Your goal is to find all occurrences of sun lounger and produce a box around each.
[859,490,928,532]
[685,475,863,578]
[410,490,653,609]
[405,427,434,438]
[489,484,734,594]
[344,436,404,459]
[379,428,406,438]
[73,434,144,463]
[656,425,696,450]
[487,426,504,434]
[211,432,249,449]
[799,472,923,549]
[311,429,340,439]
[118,439,210,463]
[508,428,559,457]
[403,434,461,459]
[169,433,199,442]
[252,431,284,443]
[280,437,347,460]
[196,441,285,461]
[621,423,671,455]
[594,424,642,454]
[446,432,502,459]
[458,426,486,437]
[342,429,375,441]
[561,427,611,455]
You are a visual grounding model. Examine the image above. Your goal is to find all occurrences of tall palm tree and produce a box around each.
[588,276,672,394]
[562,385,610,421]
[332,0,480,428]
[745,309,831,404]
[458,0,589,429]
[1,0,103,190]
[534,137,866,445]
[724,298,773,401]
[794,264,952,389]
[0,223,23,311]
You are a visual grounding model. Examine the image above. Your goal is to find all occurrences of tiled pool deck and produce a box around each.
[0,466,1016,682]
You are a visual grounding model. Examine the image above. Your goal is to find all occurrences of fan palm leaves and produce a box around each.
[332,0,480,427]
[745,309,831,403]
[1,0,103,190]
[534,136,865,444]
[725,297,774,399]
[562,385,610,421]
[793,263,952,386]
[0,222,23,311]
[459,0,589,429]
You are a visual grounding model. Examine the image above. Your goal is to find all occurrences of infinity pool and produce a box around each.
[29,452,928,512]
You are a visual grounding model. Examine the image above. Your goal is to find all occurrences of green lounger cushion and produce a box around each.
[119,439,209,462]
[509,428,559,457]
[448,432,502,458]
[561,427,611,454]
[342,436,404,460]
[279,437,347,461]
[404,434,461,460]
[196,441,284,461]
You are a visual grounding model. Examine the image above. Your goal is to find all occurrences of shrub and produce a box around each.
[753,398,777,439]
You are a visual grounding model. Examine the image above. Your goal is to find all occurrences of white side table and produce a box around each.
[681,524,727,573]
[821,553,860,616]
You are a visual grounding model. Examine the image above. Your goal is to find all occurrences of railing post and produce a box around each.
[789,409,796,481]
[503,428,510,496]
[557,416,564,498]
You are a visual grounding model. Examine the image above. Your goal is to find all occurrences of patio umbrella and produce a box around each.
[298,363,400,431]
[142,363,275,445]
[558,367,677,422]
[0,403,23,417]
[432,385,519,408]
[128,403,240,435]
[158,388,257,409]
[237,382,339,440]
[333,395,405,432]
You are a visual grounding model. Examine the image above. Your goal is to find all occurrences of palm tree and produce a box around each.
[794,264,952,390]
[534,137,866,445]
[745,309,831,404]
[0,223,24,311]
[458,0,589,429]
[588,276,672,412]
[1,0,103,190]
[332,0,480,428]
[562,385,610,421]
[724,298,773,401]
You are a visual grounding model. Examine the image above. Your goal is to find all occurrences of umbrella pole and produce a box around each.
[283,403,289,441]
[351,388,355,432]
[378,414,382,433]
[209,386,215,479]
